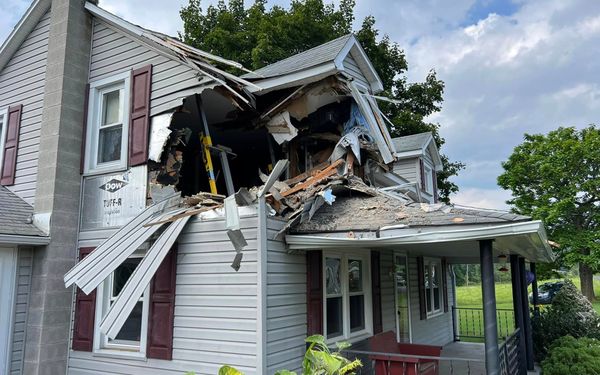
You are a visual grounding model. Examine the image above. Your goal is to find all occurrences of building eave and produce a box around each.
[0,233,50,246]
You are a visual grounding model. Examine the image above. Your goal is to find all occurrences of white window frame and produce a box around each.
[424,257,444,318]
[423,164,433,194]
[93,251,149,358]
[323,249,373,344]
[0,107,8,171]
[84,73,130,176]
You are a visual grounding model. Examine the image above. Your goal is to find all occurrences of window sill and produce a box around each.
[92,348,147,362]
[326,330,372,346]
[83,165,129,178]
[426,310,445,319]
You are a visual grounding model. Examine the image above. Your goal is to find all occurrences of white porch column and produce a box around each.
[480,239,500,375]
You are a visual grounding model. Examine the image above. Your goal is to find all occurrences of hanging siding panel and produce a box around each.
[68,214,260,375]
[89,20,212,116]
[0,10,51,204]
[265,218,306,374]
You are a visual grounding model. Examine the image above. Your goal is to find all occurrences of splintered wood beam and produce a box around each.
[284,161,329,186]
[281,159,344,197]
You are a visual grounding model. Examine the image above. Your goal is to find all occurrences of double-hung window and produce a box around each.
[94,252,149,356]
[423,165,433,194]
[85,74,130,174]
[423,258,443,317]
[324,251,371,342]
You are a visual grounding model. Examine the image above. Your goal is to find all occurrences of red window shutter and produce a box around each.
[371,250,383,334]
[441,258,449,313]
[128,65,152,167]
[80,84,90,174]
[1,104,22,186]
[147,243,177,360]
[306,250,323,336]
[433,171,439,203]
[417,256,427,320]
[419,158,426,191]
[72,247,97,351]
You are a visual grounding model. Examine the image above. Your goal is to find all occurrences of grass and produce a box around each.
[454,277,600,341]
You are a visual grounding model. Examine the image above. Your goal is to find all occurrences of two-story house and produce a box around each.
[0,1,552,375]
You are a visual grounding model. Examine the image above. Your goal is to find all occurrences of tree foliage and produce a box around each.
[498,126,600,299]
[179,0,464,202]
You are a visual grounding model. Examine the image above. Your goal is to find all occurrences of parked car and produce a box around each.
[529,281,565,305]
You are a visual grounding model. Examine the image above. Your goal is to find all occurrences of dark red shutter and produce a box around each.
[80,84,90,174]
[371,250,383,334]
[441,258,449,313]
[432,171,439,203]
[419,158,426,191]
[147,243,177,360]
[72,247,96,351]
[128,65,152,167]
[1,104,22,186]
[417,256,427,320]
[306,250,323,336]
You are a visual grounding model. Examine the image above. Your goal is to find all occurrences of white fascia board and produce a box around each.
[247,63,338,94]
[394,150,423,159]
[0,234,50,246]
[286,220,552,260]
[0,0,50,73]
[101,215,190,339]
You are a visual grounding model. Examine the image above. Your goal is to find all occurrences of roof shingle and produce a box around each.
[0,186,46,237]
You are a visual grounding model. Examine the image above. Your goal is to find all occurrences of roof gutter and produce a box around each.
[0,234,50,246]
[286,220,553,260]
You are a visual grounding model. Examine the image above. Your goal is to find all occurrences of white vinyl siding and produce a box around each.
[342,55,370,89]
[68,214,260,375]
[8,247,33,375]
[0,10,51,205]
[90,20,213,116]
[265,218,306,374]
[392,157,418,184]
[407,256,453,346]
[379,251,396,333]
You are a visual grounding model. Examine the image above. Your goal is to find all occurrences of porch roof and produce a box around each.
[0,186,49,245]
[286,193,553,263]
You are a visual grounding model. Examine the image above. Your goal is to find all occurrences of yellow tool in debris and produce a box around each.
[200,132,218,195]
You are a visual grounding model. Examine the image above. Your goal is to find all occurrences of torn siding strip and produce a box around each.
[100,215,191,339]
[148,112,173,162]
[64,195,181,289]
[225,195,248,252]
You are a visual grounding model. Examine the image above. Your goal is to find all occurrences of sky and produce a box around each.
[1,0,599,209]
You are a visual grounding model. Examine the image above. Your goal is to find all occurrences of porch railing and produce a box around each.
[499,328,522,375]
[341,349,486,375]
[453,306,515,341]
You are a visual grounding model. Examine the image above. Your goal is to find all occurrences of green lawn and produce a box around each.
[454,278,600,341]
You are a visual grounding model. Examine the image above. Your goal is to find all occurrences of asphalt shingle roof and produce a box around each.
[0,186,46,237]
[291,193,530,233]
[242,34,353,79]
[392,132,433,153]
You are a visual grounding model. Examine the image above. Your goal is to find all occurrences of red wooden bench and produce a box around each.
[367,331,442,375]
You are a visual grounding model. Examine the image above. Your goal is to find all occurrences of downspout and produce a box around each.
[450,265,458,341]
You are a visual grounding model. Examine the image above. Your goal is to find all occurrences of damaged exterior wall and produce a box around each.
[90,20,213,116]
[69,213,262,375]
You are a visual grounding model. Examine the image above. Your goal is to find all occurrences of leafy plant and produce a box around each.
[541,335,600,375]
[532,279,600,360]
[218,366,244,375]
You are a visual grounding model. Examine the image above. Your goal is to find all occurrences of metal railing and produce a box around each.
[341,349,486,375]
[453,306,515,341]
[499,328,521,375]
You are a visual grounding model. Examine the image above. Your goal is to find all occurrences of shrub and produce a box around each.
[532,279,600,359]
[541,336,600,375]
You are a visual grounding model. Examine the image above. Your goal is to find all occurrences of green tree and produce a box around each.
[498,126,600,301]
[179,0,464,202]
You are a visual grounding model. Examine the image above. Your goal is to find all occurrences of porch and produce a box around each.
[342,328,522,375]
